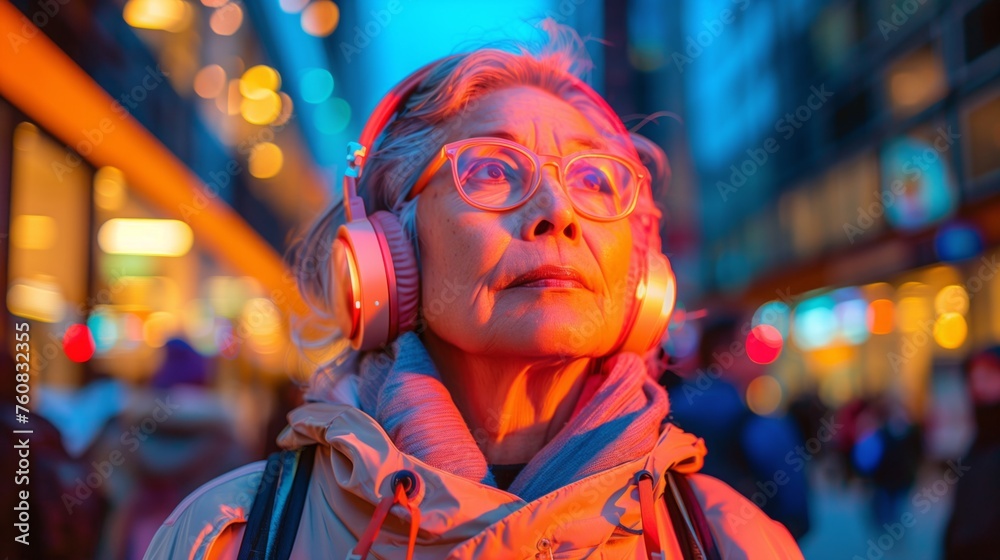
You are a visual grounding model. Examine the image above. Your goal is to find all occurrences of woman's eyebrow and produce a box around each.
[473,130,608,151]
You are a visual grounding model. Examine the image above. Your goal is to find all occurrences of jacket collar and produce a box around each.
[277,401,706,557]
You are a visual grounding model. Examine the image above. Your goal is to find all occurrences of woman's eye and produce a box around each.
[467,160,513,182]
[576,170,612,193]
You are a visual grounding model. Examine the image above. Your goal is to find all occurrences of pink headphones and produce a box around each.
[330,58,676,353]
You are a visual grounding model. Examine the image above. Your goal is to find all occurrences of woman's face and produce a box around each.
[415,85,635,359]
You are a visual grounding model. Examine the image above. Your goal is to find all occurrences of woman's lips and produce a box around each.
[506,265,590,290]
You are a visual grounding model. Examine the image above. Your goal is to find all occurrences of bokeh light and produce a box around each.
[793,296,836,350]
[240,90,282,125]
[746,375,783,416]
[248,142,284,179]
[240,65,281,99]
[300,68,334,104]
[123,0,192,32]
[315,97,351,134]
[301,0,339,37]
[7,278,65,323]
[63,324,96,363]
[209,2,243,36]
[94,166,127,211]
[88,308,120,355]
[98,219,194,257]
[834,297,870,344]
[867,298,895,335]
[194,64,227,99]
[934,285,969,316]
[933,312,967,349]
[747,324,784,365]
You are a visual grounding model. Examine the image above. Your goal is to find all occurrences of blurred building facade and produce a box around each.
[613,0,1000,435]
[0,0,338,458]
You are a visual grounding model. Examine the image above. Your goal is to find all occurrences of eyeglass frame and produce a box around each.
[407,136,647,222]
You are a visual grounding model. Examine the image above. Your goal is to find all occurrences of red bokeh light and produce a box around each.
[63,323,96,363]
[746,324,783,365]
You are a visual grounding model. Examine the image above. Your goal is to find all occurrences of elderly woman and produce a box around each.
[146,26,802,560]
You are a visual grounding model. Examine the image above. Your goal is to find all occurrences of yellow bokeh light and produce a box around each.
[240,90,282,125]
[933,312,967,349]
[746,375,783,416]
[98,219,194,257]
[11,215,57,250]
[194,64,227,99]
[934,285,969,316]
[240,65,281,99]
[123,0,192,32]
[248,142,284,179]
[7,278,65,323]
[209,2,243,36]
[94,166,127,211]
[301,0,339,37]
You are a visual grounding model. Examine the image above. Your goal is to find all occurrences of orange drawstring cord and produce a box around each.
[636,470,664,559]
[348,475,421,560]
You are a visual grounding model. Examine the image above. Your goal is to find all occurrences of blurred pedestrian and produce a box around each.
[943,346,1000,558]
[854,396,922,529]
[91,338,249,560]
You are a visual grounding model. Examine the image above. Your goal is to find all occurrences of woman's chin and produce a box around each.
[490,296,617,358]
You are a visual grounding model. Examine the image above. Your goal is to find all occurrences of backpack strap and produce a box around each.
[237,445,317,560]
[663,471,722,560]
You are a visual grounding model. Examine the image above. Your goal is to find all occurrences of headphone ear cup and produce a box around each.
[369,211,420,335]
[329,211,419,351]
[620,252,677,355]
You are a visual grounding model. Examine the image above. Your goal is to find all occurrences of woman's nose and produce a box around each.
[519,165,580,242]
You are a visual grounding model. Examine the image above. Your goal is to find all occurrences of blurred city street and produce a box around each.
[2,0,999,558]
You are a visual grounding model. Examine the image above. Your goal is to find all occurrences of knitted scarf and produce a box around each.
[357,331,669,502]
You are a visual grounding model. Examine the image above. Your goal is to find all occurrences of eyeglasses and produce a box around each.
[409,137,646,221]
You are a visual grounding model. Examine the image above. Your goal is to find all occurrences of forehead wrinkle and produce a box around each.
[455,87,607,153]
